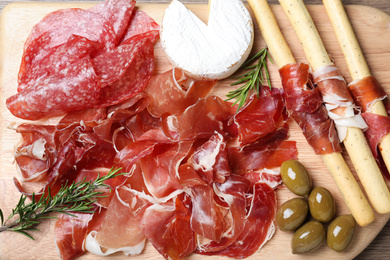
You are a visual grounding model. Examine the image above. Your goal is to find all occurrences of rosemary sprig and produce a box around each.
[226,47,273,111]
[0,167,125,239]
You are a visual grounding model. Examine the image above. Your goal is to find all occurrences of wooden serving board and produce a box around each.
[0,2,390,259]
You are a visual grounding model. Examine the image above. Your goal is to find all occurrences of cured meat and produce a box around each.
[84,186,152,256]
[7,56,100,120]
[140,141,192,200]
[92,34,153,88]
[210,183,277,258]
[55,212,93,260]
[14,124,56,182]
[164,96,236,140]
[140,194,196,260]
[196,175,249,253]
[190,184,227,242]
[145,68,215,117]
[279,63,341,155]
[362,113,390,178]
[121,10,160,44]
[89,0,136,44]
[313,65,367,141]
[18,34,101,91]
[234,88,286,145]
[188,132,231,184]
[23,8,116,55]
[348,76,387,112]
[95,35,155,107]
[348,76,390,178]
[228,125,298,173]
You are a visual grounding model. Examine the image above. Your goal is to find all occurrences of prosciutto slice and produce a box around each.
[188,132,231,184]
[348,76,387,112]
[313,65,367,141]
[164,96,236,140]
[211,183,277,258]
[145,68,215,117]
[228,125,297,173]
[14,124,56,182]
[279,63,341,155]
[234,88,286,145]
[84,186,152,256]
[348,76,390,178]
[140,194,196,259]
[55,212,94,260]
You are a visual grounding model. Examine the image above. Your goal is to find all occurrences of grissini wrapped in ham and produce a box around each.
[279,62,342,154]
[313,65,368,141]
[323,0,390,179]
[278,0,390,215]
[247,0,374,226]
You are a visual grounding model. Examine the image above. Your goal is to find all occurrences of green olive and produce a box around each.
[291,220,325,254]
[280,160,312,197]
[276,198,309,232]
[308,187,336,222]
[327,214,356,252]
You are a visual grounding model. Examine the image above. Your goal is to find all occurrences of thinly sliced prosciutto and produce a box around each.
[348,76,390,178]
[279,63,341,155]
[313,65,367,141]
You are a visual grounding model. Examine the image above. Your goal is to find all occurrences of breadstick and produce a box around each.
[278,0,390,214]
[323,0,390,191]
[247,0,374,226]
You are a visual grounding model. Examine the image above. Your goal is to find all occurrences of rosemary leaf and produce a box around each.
[226,47,273,111]
[14,230,35,240]
[0,209,3,225]
[0,167,125,239]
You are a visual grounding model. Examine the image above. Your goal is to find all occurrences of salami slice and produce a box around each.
[121,10,161,44]
[23,8,116,55]
[93,34,155,107]
[89,0,136,44]
[18,34,101,91]
[7,57,100,120]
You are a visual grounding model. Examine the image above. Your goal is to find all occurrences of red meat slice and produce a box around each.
[164,96,236,140]
[18,34,101,90]
[234,88,286,145]
[7,56,100,120]
[140,141,193,199]
[23,8,116,55]
[228,125,298,173]
[92,186,152,252]
[140,194,196,259]
[190,184,228,242]
[55,212,93,260]
[92,35,155,107]
[279,63,341,155]
[212,182,277,258]
[348,76,387,112]
[196,175,249,253]
[188,132,231,184]
[14,124,56,182]
[121,10,160,44]
[145,68,215,117]
[89,0,136,44]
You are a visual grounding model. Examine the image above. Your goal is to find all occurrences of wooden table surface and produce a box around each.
[0,0,388,259]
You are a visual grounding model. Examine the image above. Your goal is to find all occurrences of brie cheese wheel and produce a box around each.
[160,0,254,80]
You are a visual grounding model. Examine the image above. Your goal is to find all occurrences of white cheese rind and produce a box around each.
[160,0,254,80]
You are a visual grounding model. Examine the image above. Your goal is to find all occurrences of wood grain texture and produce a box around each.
[0,1,389,259]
